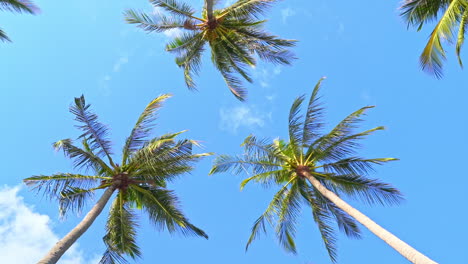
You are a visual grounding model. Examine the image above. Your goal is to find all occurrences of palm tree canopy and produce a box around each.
[0,0,39,42]
[401,0,468,77]
[125,0,296,101]
[24,94,210,263]
[210,78,403,262]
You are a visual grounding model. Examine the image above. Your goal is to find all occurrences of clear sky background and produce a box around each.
[0,0,467,263]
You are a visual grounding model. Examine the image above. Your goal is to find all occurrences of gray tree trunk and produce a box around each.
[205,0,214,21]
[302,171,437,264]
[37,186,117,264]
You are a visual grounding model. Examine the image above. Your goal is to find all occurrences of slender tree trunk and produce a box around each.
[37,186,117,264]
[301,170,437,264]
[205,0,214,22]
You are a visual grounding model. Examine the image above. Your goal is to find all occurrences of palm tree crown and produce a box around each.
[24,94,210,263]
[1,0,39,42]
[401,0,468,77]
[125,0,296,101]
[210,78,404,262]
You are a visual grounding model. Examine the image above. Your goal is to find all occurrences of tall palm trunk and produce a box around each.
[37,186,117,264]
[301,171,437,264]
[205,0,214,21]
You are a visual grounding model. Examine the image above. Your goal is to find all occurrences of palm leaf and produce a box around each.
[275,181,301,254]
[122,94,171,165]
[302,77,325,146]
[129,185,208,238]
[0,0,38,13]
[219,0,279,20]
[419,0,465,77]
[125,10,195,32]
[103,193,141,259]
[0,28,11,42]
[456,8,468,66]
[288,95,305,152]
[54,138,113,174]
[70,95,115,167]
[23,173,105,199]
[151,0,198,19]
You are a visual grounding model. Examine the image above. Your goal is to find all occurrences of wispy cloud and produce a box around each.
[219,105,270,133]
[113,56,129,72]
[251,64,283,88]
[281,7,296,24]
[0,186,100,264]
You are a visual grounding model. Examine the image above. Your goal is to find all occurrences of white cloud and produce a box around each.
[337,22,345,35]
[0,186,99,264]
[113,56,129,72]
[281,8,296,24]
[163,28,184,38]
[252,65,282,88]
[219,105,269,133]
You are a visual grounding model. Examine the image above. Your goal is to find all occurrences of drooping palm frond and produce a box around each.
[103,194,141,260]
[70,95,115,166]
[58,186,98,218]
[122,94,171,164]
[0,0,38,13]
[456,9,468,66]
[0,28,10,42]
[129,185,208,238]
[400,0,467,76]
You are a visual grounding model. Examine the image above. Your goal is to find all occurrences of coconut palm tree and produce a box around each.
[1,0,39,42]
[210,78,438,264]
[24,94,210,264]
[124,0,296,101]
[400,0,467,78]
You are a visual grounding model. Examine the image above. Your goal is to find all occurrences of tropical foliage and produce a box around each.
[0,0,39,42]
[210,78,407,262]
[24,94,210,263]
[125,0,296,101]
[401,0,468,77]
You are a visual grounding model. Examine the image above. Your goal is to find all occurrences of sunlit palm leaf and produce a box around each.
[122,94,171,164]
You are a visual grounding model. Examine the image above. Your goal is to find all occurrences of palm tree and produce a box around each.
[24,94,210,264]
[1,0,39,42]
[210,78,437,264]
[124,0,296,101]
[400,0,467,78]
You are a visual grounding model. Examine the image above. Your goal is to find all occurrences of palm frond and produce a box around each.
[275,181,301,254]
[400,0,450,29]
[456,9,468,67]
[419,0,465,77]
[0,28,11,42]
[175,34,205,89]
[53,139,113,174]
[166,31,204,54]
[319,157,398,176]
[23,173,105,200]
[219,0,279,20]
[299,180,360,240]
[58,186,97,218]
[125,10,197,33]
[309,106,376,161]
[99,248,129,264]
[302,77,326,146]
[70,95,115,167]
[122,94,171,165]
[288,95,305,151]
[245,178,293,251]
[103,193,141,260]
[129,185,208,238]
[210,154,281,175]
[151,0,198,19]
[318,174,404,206]
[0,0,38,13]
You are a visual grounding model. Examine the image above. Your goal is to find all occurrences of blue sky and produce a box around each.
[0,0,467,263]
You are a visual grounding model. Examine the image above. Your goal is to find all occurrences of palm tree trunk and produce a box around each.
[301,171,437,264]
[37,186,117,264]
[205,0,214,21]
